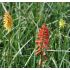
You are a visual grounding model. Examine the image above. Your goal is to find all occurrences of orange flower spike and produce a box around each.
[35,23,49,56]
[3,12,13,33]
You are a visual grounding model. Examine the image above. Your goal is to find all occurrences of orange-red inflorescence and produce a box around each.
[35,23,49,59]
[3,12,13,33]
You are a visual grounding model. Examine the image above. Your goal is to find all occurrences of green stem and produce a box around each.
[40,46,43,68]
[7,32,12,67]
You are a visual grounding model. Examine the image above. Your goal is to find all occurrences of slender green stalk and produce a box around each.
[7,32,12,67]
[1,3,7,12]
[24,47,37,67]
[9,37,33,67]
[46,50,70,52]
[40,50,42,67]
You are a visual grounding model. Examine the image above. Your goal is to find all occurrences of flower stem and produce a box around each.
[40,46,43,68]
[7,32,12,67]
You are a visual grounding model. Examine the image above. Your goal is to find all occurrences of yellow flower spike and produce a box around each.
[59,19,65,28]
[3,11,13,33]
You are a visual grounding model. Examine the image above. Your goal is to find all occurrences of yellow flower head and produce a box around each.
[3,12,13,33]
[59,19,65,28]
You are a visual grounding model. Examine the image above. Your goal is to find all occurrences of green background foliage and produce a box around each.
[0,2,70,68]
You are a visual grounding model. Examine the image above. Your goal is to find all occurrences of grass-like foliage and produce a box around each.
[0,2,70,68]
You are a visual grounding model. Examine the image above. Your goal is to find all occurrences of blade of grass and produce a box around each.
[1,3,7,12]
[24,47,36,67]
[59,48,70,67]
[9,37,33,67]
[51,57,58,68]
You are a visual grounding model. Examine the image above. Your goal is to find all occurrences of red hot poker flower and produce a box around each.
[35,23,49,58]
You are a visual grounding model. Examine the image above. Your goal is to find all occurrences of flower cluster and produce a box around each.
[35,23,49,60]
[59,19,65,28]
[3,12,13,33]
